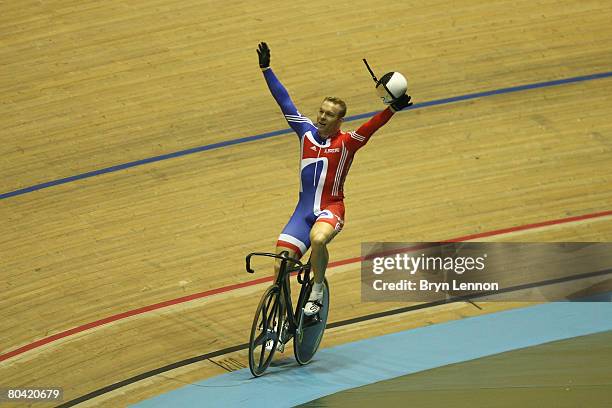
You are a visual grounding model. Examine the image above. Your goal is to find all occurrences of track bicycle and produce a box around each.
[246,251,330,377]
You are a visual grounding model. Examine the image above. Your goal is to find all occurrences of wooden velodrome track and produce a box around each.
[1,0,611,406]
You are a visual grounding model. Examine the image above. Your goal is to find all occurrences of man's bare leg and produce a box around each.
[305,222,337,315]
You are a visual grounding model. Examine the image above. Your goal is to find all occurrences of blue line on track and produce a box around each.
[2,71,611,201]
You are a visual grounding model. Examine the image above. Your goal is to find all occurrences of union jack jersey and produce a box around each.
[263,68,394,256]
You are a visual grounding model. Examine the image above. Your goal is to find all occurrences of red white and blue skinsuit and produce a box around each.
[263,68,394,257]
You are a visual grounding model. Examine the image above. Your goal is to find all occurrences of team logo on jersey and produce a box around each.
[324,148,340,153]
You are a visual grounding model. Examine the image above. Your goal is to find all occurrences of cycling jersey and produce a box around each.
[263,68,394,256]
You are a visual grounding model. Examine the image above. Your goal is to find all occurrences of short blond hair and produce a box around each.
[322,96,347,118]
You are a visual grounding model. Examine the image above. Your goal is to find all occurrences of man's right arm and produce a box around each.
[262,67,300,117]
[257,42,314,136]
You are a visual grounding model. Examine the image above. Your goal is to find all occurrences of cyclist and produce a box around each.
[257,42,412,321]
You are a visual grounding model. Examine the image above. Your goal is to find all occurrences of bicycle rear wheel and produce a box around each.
[293,278,330,365]
[248,285,283,377]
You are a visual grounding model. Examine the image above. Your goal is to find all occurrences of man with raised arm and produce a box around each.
[257,42,412,324]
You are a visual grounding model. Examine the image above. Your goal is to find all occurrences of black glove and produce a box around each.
[390,94,413,111]
[257,42,270,69]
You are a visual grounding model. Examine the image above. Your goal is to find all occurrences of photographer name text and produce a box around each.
[372,279,499,292]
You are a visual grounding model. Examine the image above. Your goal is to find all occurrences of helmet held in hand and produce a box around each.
[376,72,408,104]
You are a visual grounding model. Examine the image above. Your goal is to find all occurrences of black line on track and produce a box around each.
[57,267,611,407]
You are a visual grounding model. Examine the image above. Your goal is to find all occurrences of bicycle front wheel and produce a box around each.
[248,285,283,377]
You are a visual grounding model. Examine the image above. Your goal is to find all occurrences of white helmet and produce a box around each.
[376,72,408,104]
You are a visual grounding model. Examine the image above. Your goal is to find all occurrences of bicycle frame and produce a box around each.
[246,251,311,336]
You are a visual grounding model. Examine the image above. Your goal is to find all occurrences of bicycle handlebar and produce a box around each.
[245,251,303,274]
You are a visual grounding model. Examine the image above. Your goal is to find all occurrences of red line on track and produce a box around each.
[1,209,611,363]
